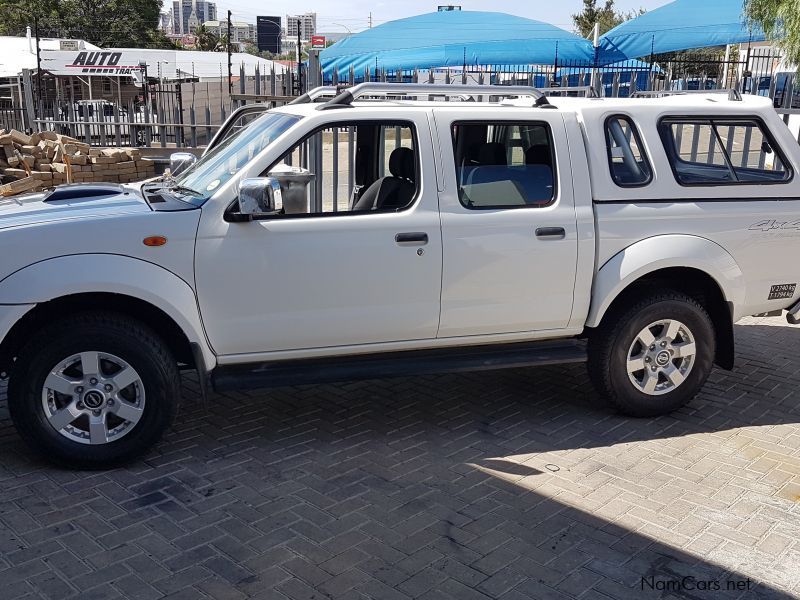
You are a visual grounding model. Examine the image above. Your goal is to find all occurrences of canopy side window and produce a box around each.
[604,115,653,187]
[659,117,792,186]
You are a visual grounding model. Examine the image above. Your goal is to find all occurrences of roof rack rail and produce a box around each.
[317,83,553,110]
[631,89,742,101]
[288,86,342,105]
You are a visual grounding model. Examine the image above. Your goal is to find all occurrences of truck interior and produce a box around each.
[267,120,419,215]
[451,121,555,207]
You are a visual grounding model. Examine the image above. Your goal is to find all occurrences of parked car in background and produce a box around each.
[741,75,772,97]
[671,77,718,91]
[772,72,800,109]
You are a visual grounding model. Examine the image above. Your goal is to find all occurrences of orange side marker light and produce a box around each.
[143,236,168,247]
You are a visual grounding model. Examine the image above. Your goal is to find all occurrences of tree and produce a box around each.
[653,46,730,84]
[194,24,219,52]
[745,0,800,65]
[0,0,59,36]
[243,42,274,59]
[147,29,179,50]
[215,33,229,52]
[572,0,645,39]
[0,0,166,48]
[572,0,622,38]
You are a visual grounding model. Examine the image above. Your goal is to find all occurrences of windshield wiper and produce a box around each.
[169,185,203,197]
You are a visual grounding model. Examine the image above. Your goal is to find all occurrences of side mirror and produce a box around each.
[236,177,283,220]
[169,152,197,176]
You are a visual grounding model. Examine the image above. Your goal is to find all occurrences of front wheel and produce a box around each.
[8,312,180,468]
[588,291,716,417]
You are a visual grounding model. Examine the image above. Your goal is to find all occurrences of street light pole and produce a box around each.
[333,23,352,36]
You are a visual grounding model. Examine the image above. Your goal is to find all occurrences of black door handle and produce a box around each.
[395,232,429,246]
[535,227,566,240]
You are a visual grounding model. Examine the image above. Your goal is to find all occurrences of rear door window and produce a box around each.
[451,121,556,209]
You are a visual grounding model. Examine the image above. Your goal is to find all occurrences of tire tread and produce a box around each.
[8,311,179,468]
[588,290,715,417]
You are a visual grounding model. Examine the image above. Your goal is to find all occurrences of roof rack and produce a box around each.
[288,86,342,105]
[316,83,553,110]
[631,89,742,101]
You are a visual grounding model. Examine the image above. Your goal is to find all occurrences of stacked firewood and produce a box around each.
[0,130,156,197]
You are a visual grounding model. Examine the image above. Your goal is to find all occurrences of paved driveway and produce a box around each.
[1,316,799,600]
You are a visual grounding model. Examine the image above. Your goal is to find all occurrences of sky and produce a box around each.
[190,0,675,35]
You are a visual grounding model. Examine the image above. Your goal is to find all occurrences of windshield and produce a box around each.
[173,112,301,203]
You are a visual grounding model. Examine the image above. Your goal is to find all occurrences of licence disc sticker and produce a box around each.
[768,284,796,300]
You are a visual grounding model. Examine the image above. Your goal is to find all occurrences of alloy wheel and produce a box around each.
[626,319,697,396]
[41,351,146,445]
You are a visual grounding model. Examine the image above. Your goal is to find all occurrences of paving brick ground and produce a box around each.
[1,316,800,599]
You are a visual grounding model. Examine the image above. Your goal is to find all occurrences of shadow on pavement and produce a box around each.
[0,321,797,598]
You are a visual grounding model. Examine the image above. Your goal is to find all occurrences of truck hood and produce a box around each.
[0,183,150,230]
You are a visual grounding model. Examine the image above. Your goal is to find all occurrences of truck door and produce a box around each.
[194,113,443,356]
[433,109,579,337]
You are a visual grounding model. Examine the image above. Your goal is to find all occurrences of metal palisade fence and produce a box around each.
[8,47,800,149]
[16,62,296,149]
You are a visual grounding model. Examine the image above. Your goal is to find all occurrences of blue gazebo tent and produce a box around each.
[598,0,766,62]
[320,11,594,79]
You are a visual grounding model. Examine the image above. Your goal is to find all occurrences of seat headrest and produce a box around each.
[389,147,415,180]
[477,142,507,166]
[525,145,551,166]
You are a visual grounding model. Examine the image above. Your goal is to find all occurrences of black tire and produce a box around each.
[587,291,715,417]
[8,312,179,469]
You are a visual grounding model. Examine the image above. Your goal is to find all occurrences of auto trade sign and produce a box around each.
[41,50,176,79]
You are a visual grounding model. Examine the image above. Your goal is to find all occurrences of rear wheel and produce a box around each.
[8,312,179,468]
[588,291,716,417]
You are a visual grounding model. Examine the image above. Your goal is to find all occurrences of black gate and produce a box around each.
[145,81,185,148]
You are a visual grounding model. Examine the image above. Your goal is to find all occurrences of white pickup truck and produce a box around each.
[2,83,799,468]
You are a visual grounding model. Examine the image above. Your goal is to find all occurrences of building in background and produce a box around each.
[281,38,298,56]
[286,13,316,41]
[159,12,174,35]
[172,0,217,36]
[187,9,200,35]
[256,16,282,54]
[204,20,255,50]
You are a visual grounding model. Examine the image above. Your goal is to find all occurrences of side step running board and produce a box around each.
[212,339,587,392]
